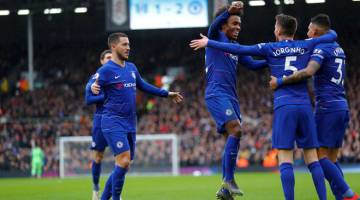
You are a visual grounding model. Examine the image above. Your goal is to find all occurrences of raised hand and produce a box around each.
[228,1,244,15]
[189,33,209,51]
[168,92,183,104]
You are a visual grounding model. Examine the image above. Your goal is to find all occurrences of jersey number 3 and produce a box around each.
[331,58,344,86]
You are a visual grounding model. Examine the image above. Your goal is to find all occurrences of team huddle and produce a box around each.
[85,1,358,200]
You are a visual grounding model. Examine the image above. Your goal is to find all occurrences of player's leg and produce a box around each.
[205,97,241,199]
[101,130,130,200]
[31,160,36,177]
[36,161,43,178]
[221,119,243,196]
[91,118,108,200]
[273,105,297,200]
[297,105,326,200]
[316,111,358,200]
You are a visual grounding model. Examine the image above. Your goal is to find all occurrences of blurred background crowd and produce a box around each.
[0,1,359,176]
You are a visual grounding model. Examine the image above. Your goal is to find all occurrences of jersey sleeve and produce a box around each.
[96,66,110,86]
[208,11,230,40]
[134,66,168,97]
[310,45,327,66]
[85,75,105,105]
[305,30,337,48]
[238,56,267,70]
[207,40,268,57]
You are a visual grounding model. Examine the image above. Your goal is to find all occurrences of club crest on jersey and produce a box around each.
[116,141,123,149]
[131,72,136,79]
[225,109,233,116]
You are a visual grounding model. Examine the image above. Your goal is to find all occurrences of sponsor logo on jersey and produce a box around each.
[115,82,136,89]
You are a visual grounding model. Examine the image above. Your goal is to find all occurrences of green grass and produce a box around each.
[0,172,359,200]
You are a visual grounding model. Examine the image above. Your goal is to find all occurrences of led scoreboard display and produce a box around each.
[129,0,209,30]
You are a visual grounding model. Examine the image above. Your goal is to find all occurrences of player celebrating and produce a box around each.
[269,14,359,200]
[91,32,183,200]
[190,14,338,200]
[201,1,268,199]
[85,49,112,200]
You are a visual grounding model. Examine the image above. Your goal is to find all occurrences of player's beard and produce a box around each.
[116,51,128,61]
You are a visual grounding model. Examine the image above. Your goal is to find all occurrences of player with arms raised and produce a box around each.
[201,1,268,199]
[190,14,338,200]
[269,14,359,200]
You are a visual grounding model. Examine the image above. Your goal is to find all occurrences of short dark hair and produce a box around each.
[311,14,331,30]
[275,14,297,36]
[99,49,111,62]
[107,32,128,48]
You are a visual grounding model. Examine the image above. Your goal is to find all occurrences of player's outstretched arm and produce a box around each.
[307,29,337,47]
[239,56,267,70]
[136,73,183,103]
[269,60,321,90]
[190,34,264,56]
[208,1,244,39]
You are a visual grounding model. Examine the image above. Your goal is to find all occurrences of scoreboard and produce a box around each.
[106,0,210,31]
[129,0,208,29]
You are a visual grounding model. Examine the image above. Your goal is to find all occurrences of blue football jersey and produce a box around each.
[96,60,168,132]
[205,11,266,101]
[310,42,348,113]
[207,30,337,109]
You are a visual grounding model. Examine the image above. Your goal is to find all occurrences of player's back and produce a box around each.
[205,32,239,101]
[311,42,348,113]
[263,40,315,109]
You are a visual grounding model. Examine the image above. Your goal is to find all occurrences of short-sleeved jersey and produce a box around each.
[310,42,348,113]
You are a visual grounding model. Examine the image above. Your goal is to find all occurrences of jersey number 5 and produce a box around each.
[283,56,297,77]
[331,58,344,86]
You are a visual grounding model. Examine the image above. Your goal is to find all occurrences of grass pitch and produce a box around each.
[0,172,359,200]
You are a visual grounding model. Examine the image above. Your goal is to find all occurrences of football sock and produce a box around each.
[112,166,127,200]
[101,173,113,200]
[308,161,327,200]
[92,160,101,191]
[223,135,240,182]
[280,163,295,200]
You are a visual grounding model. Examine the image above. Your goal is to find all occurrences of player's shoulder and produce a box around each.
[126,61,138,70]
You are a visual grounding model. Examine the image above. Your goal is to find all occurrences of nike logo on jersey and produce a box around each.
[115,75,120,79]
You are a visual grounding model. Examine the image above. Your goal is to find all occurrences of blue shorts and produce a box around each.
[205,97,241,133]
[272,105,318,149]
[90,115,108,152]
[315,110,349,148]
[102,129,136,160]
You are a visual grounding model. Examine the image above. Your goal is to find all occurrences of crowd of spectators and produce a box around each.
[0,27,359,176]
